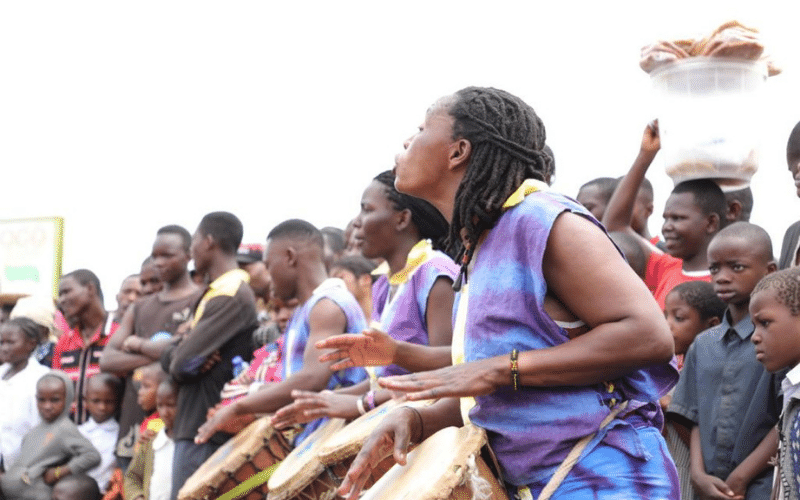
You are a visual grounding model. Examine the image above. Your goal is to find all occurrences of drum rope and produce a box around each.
[536,400,630,500]
[464,453,493,500]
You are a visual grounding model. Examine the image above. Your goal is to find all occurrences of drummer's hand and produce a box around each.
[640,119,660,156]
[273,390,359,428]
[196,402,237,444]
[338,406,420,500]
[316,328,397,370]
[378,357,505,400]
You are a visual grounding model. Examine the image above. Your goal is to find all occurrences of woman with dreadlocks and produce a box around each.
[270,170,458,428]
[332,88,679,500]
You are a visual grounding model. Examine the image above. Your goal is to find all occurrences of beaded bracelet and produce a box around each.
[365,390,376,411]
[510,349,519,391]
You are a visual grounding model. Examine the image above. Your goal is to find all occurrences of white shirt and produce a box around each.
[0,357,49,469]
[149,428,175,500]
[78,417,119,492]
[781,363,800,413]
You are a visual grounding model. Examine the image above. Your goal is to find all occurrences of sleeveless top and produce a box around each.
[371,239,458,377]
[454,180,678,486]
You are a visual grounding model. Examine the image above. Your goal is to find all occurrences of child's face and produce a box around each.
[137,374,159,412]
[661,192,713,261]
[751,289,800,372]
[37,378,66,422]
[85,383,117,424]
[664,292,710,355]
[155,384,178,432]
[708,236,775,306]
[0,324,36,366]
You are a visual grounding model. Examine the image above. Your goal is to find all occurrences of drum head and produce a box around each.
[178,416,276,500]
[317,399,431,466]
[359,425,491,500]
[267,418,346,500]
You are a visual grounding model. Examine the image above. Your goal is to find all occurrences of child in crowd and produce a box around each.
[124,380,177,500]
[78,373,122,493]
[0,318,51,470]
[669,222,782,500]
[9,295,58,367]
[136,364,167,442]
[51,474,102,500]
[662,281,726,500]
[604,122,726,309]
[1,371,100,500]
[749,267,800,499]
[779,121,800,269]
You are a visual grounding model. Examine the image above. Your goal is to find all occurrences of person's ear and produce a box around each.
[706,213,721,234]
[448,138,472,172]
[706,316,721,328]
[726,200,743,223]
[286,246,298,268]
[767,261,778,274]
[396,208,412,232]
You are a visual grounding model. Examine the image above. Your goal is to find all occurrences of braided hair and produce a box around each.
[444,87,552,286]
[752,267,800,316]
[374,170,450,251]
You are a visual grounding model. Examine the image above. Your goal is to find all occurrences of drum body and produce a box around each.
[178,416,292,500]
[359,424,509,500]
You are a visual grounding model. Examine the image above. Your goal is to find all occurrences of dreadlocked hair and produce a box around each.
[752,267,800,316]
[374,170,449,251]
[445,87,551,286]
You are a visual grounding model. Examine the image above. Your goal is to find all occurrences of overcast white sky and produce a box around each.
[1,1,799,308]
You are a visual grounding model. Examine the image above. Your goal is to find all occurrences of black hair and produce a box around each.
[639,177,654,202]
[321,227,346,254]
[157,224,193,253]
[197,211,243,255]
[268,219,324,248]
[788,120,800,166]
[753,266,800,316]
[722,187,753,224]
[374,170,450,250]
[331,255,378,280]
[579,177,618,200]
[2,317,41,345]
[542,144,555,184]
[712,221,774,263]
[86,372,123,401]
[669,281,727,322]
[444,87,551,279]
[37,373,66,391]
[139,362,168,384]
[141,256,155,267]
[54,474,101,500]
[158,378,179,396]
[671,179,726,220]
[62,269,104,303]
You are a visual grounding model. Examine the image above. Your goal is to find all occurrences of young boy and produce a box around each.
[669,222,782,500]
[79,373,122,493]
[124,380,178,500]
[196,219,367,445]
[603,122,726,309]
[1,371,101,500]
[750,267,800,499]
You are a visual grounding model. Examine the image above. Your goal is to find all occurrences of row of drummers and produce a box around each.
[179,399,506,500]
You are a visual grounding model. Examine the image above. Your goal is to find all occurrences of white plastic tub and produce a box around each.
[651,58,767,190]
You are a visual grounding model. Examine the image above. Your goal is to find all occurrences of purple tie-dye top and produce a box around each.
[371,242,458,377]
[461,185,678,486]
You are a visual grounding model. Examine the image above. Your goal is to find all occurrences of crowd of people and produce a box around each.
[1,87,800,500]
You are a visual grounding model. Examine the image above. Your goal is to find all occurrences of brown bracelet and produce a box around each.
[510,349,519,391]
[404,406,424,444]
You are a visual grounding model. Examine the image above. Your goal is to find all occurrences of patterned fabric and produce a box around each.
[371,239,458,377]
[454,180,679,490]
[281,278,368,443]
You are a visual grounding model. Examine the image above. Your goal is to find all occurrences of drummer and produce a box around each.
[272,171,457,428]
[334,87,679,500]
[195,219,368,445]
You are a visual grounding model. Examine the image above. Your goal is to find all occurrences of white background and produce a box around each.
[1,1,798,308]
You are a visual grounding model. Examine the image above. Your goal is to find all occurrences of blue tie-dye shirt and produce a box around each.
[459,182,678,487]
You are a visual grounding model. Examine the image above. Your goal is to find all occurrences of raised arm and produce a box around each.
[602,121,660,235]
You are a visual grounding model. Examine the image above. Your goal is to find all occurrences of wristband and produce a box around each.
[54,466,62,480]
[356,396,367,415]
[510,349,519,391]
